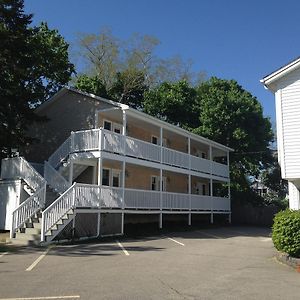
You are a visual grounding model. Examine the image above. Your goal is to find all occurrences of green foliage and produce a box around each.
[143,81,199,128]
[272,210,300,257]
[193,77,274,194]
[0,0,74,158]
[74,75,108,98]
[74,69,147,109]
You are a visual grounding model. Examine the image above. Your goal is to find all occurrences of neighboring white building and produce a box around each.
[0,87,232,244]
[261,57,300,210]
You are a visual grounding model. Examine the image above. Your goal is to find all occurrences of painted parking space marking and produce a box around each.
[0,296,80,300]
[165,237,185,246]
[26,246,54,272]
[198,231,222,239]
[116,240,130,256]
[0,252,8,258]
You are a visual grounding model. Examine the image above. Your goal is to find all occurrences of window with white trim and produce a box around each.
[151,176,166,191]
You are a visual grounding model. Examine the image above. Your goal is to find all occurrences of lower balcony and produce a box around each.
[74,184,231,212]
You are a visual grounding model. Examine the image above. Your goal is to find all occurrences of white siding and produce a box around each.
[278,67,300,179]
[288,181,300,210]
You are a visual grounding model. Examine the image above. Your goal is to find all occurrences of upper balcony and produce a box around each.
[49,127,229,180]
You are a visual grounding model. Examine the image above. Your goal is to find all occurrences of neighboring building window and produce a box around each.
[151,135,158,145]
[102,169,110,186]
[104,120,112,131]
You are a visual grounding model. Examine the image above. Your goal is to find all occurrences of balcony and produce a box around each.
[49,128,229,179]
[74,184,230,212]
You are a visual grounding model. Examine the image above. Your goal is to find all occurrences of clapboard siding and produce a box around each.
[280,69,300,179]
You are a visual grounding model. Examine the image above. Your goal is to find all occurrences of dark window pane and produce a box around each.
[104,121,112,130]
[102,169,110,186]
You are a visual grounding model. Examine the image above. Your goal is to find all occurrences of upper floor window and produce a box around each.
[104,120,112,131]
[151,135,158,145]
[103,119,122,134]
[151,176,166,191]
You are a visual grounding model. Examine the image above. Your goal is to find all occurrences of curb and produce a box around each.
[276,251,300,271]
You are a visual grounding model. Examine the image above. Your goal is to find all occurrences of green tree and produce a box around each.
[143,80,199,128]
[0,0,75,158]
[193,77,274,194]
[74,74,108,98]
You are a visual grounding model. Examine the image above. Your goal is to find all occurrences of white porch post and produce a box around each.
[97,157,102,186]
[159,127,163,229]
[121,109,127,234]
[209,145,213,224]
[227,151,231,224]
[97,212,101,237]
[188,137,191,225]
[69,161,74,184]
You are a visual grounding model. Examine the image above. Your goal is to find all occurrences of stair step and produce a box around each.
[10,238,40,246]
[15,232,40,241]
[25,228,41,235]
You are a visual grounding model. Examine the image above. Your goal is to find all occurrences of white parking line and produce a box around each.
[116,240,129,256]
[0,252,8,258]
[166,237,185,246]
[26,246,54,272]
[198,231,222,239]
[0,296,80,300]
[0,295,80,300]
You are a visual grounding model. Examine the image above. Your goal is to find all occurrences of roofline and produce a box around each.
[123,107,234,152]
[38,87,233,152]
[35,86,127,113]
[260,56,300,89]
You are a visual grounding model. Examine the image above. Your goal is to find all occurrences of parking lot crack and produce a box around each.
[157,278,192,299]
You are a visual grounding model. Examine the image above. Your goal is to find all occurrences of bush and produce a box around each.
[272,209,300,258]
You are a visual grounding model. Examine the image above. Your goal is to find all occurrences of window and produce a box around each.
[103,120,112,131]
[102,169,110,186]
[113,124,122,134]
[151,176,166,191]
[202,184,206,195]
[151,135,158,145]
[112,170,121,187]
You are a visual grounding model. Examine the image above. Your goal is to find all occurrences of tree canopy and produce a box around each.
[0,0,75,158]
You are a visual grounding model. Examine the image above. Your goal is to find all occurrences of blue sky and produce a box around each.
[24,0,300,124]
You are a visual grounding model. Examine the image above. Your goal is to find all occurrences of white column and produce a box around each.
[121,160,126,235]
[121,109,127,234]
[188,174,191,226]
[209,145,213,224]
[159,127,163,228]
[69,161,74,184]
[97,212,101,237]
[97,157,102,186]
[188,137,191,225]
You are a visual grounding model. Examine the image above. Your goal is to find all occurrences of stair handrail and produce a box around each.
[1,157,46,191]
[41,183,76,242]
[48,136,71,168]
[44,161,71,195]
[10,183,46,238]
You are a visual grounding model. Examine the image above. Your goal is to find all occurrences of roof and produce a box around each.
[260,56,300,90]
[36,86,233,152]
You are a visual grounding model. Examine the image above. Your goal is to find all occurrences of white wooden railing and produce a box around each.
[11,184,46,238]
[44,161,71,195]
[124,189,160,209]
[41,183,76,241]
[48,137,71,168]
[125,136,161,162]
[41,183,230,241]
[162,192,190,210]
[46,128,229,178]
[1,157,46,191]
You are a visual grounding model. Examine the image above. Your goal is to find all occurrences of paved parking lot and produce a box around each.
[0,226,299,300]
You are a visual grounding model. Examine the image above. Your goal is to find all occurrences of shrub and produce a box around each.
[272,209,300,258]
